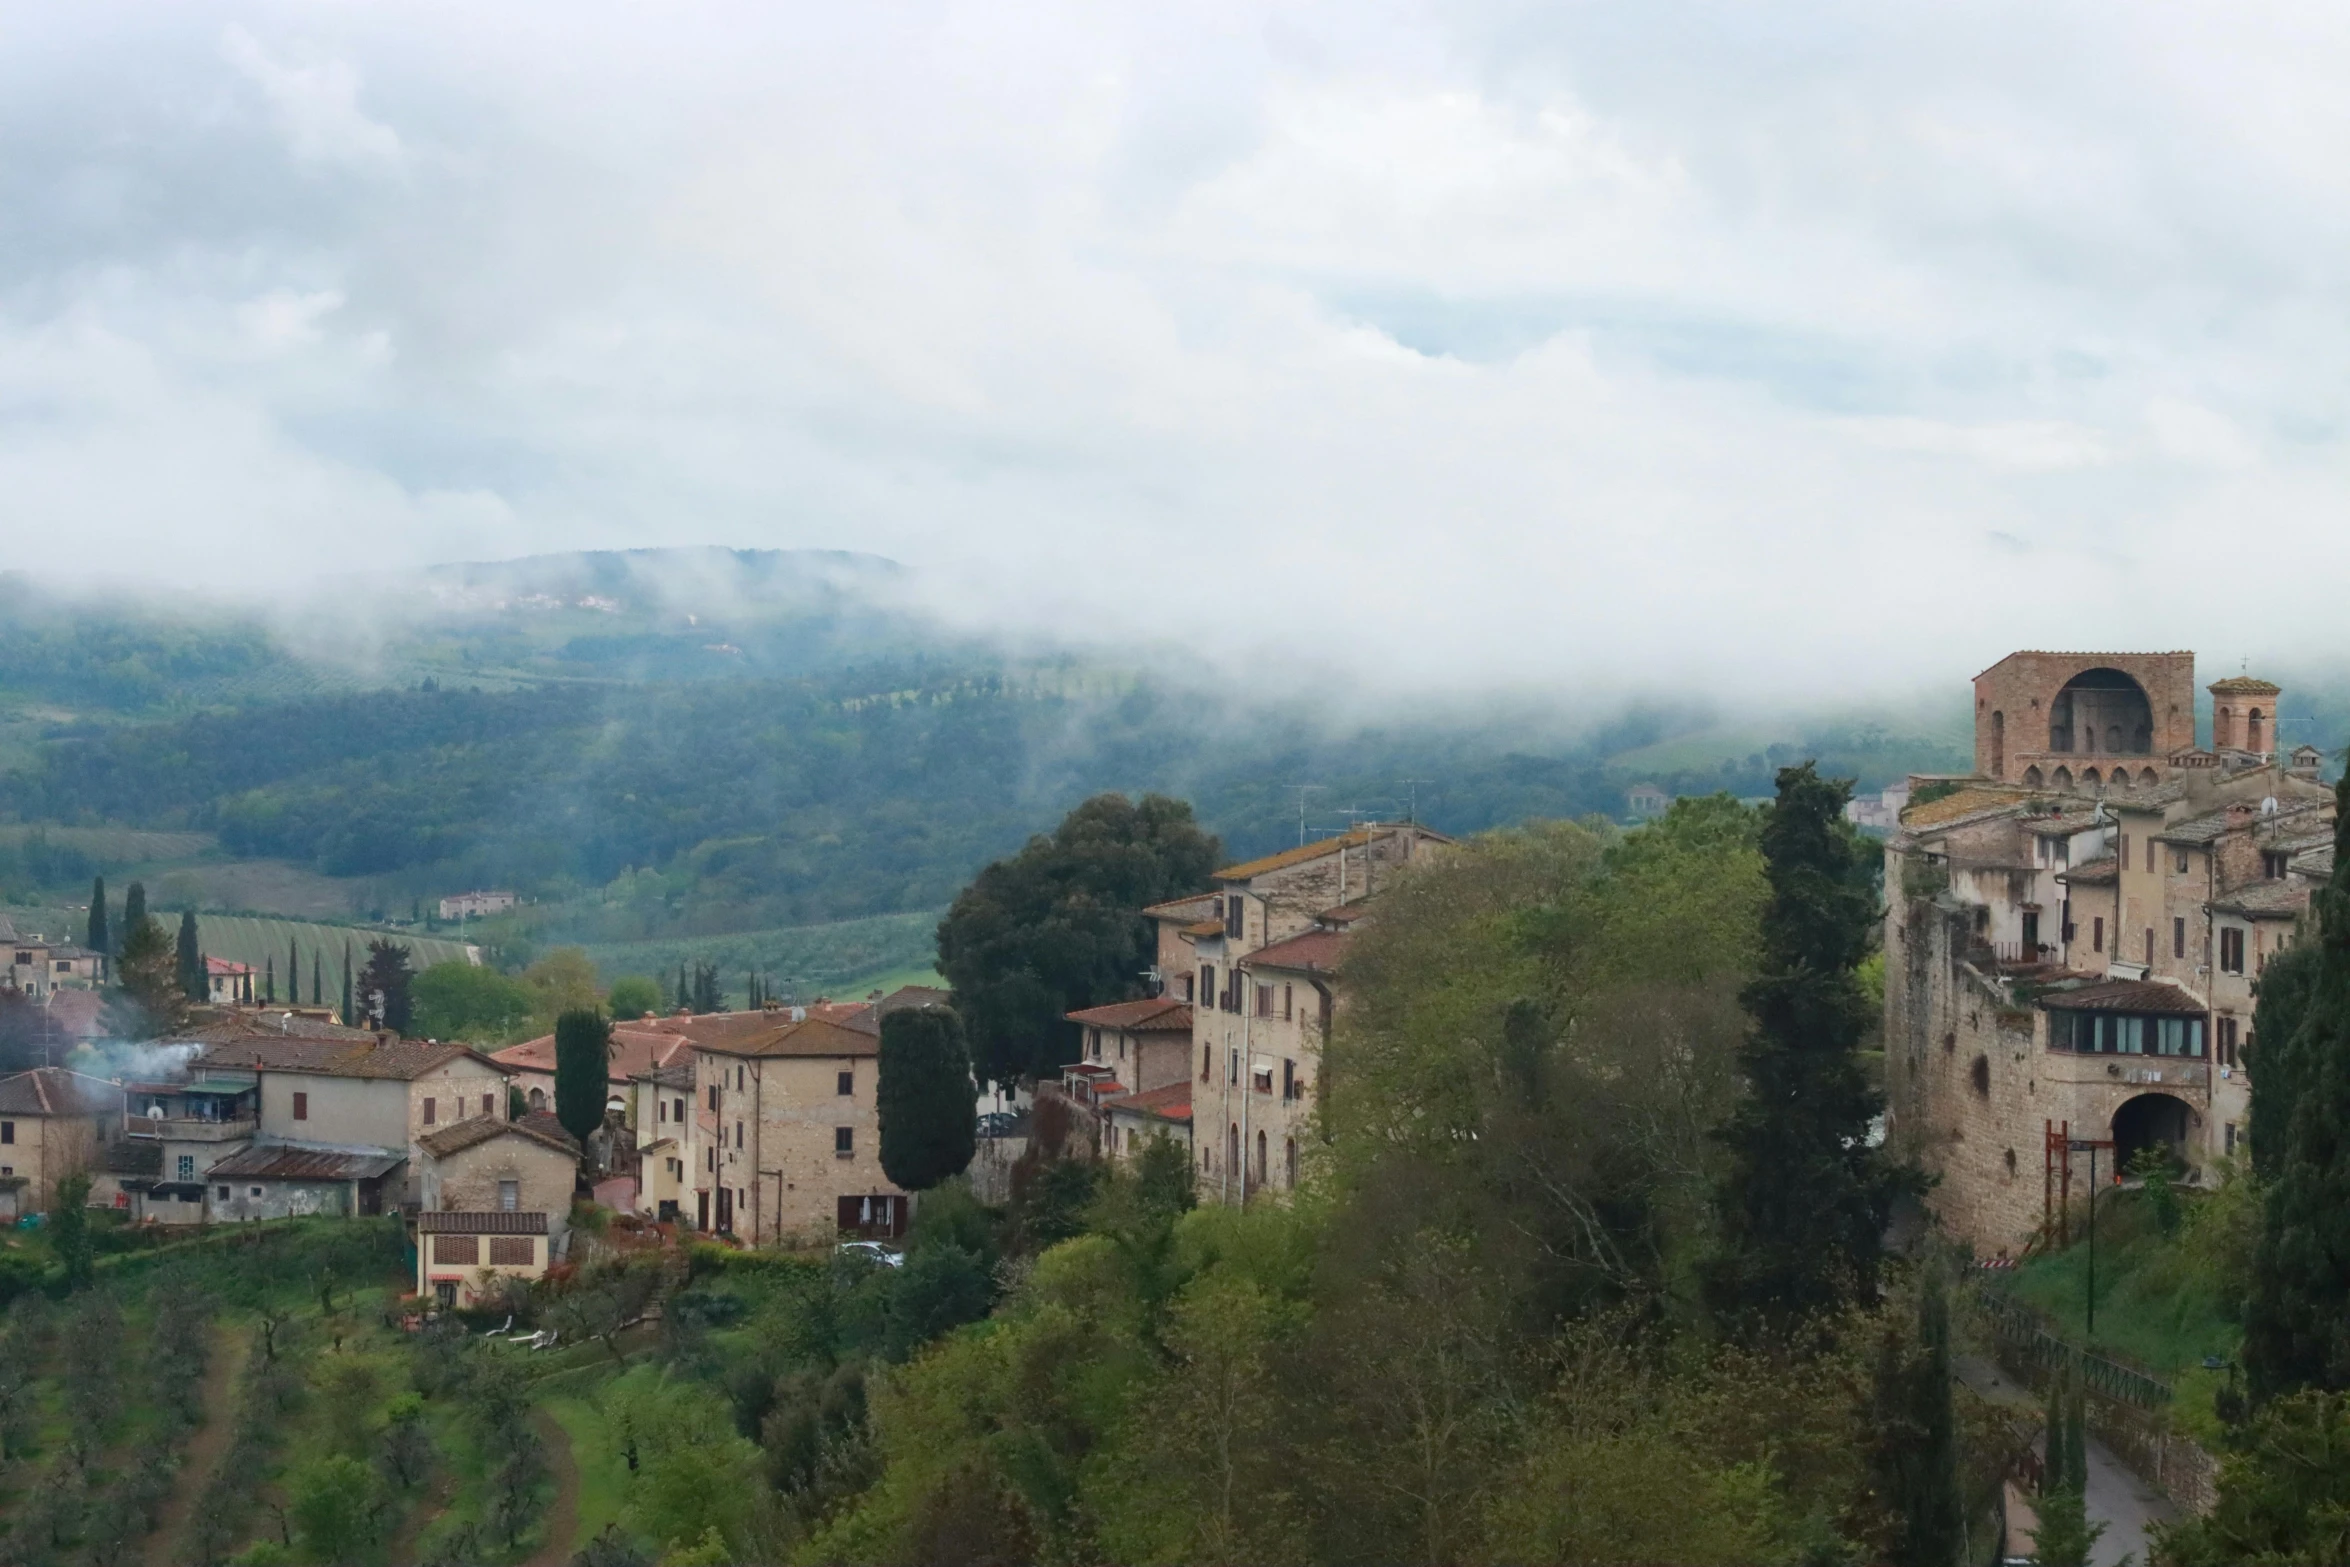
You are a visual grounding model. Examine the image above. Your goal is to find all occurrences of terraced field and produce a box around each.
[579,909,940,1005]
[0,823,215,860]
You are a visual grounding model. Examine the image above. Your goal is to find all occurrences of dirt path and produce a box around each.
[522,1407,580,1567]
[382,1466,456,1567]
[144,1326,248,1567]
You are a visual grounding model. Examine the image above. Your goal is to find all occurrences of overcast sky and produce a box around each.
[6,2,2349,699]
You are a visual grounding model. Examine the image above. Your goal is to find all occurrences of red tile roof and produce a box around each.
[2039,979,2207,1014]
[1106,1082,1192,1123]
[493,1026,696,1085]
[418,1209,548,1234]
[1215,826,1457,883]
[1065,998,1193,1032]
[0,1067,123,1118]
[206,1142,406,1181]
[417,1112,580,1160]
[195,1034,502,1082]
[1242,929,1350,975]
[696,1015,881,1060]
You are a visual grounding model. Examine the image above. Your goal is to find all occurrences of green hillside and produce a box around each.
[0,905,476,975]
[578,910,940,1005]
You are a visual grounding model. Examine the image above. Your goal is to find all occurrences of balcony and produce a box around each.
[125,1115,258,1143]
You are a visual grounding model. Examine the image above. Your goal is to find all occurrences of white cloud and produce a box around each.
[2,1,2349,704]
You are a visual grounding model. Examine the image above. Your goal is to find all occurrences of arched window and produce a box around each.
[527,1087,547,1112]
[2082,767,2101,788]
[1991,710,2005,776]
[2249,709,2267,752]
[1256,1129,1267,1184]
[2053,766,2073,790]
[1285,1137,1298,1189]
[1229,1124,1239,1177]
[2022,765,2044,789]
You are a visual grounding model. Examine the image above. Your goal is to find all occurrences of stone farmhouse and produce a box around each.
[0,1067,125,1221]
[1885,650,2332,1256]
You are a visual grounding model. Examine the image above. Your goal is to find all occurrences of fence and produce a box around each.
[1975,1288,2173,1408]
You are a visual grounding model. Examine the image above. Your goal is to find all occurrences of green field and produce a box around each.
[1,904,481,974]
[580,909,941,1003]
[0,823,216,859]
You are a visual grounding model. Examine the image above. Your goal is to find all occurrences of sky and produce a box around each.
[5,2,2350,700]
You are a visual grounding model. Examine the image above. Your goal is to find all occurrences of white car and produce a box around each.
[837,1239,905,1267]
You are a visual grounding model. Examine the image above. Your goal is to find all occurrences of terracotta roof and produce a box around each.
[195,1035,499,1082]
[417,1113,580,1160]
[171,1013,384,1047]
[106,1140,163,1177]
[2024,811,2104,838]
[1105,1082,1193,1122]
[1242,929,1350,974]
[2209,676,2282,695]
[1316,903,1375,925]
[2060,855,2119,886]
[2159,800,2324,846]
[1143,893,1218,921]
[494,1026,695,1085]
[2212,879,2310,919]
[0,1067,123,1118]
[2294,845,2336,879]
[43,989,106,1040]
[1214,825,1452,884]
[203,957,256,977]
[2038,979,2207,1015]
[1180,919,1224,938]
[417,1209,548,1234]
[1066,998,1194,1031]
[643,1062,696,1089]
[696,1015,880,1060]
[206,1142,406,1181]
[1901,788,2031,831]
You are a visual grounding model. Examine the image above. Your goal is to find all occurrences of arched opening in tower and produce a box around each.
[2048,669,2155,757]
[2112,1091,2193,1175]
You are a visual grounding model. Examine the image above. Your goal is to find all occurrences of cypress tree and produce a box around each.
[341,944,354,1027]
[2248,934,2322,1184]
[122,882,147,948]
[86,877,108,959]
[553,1008,611,1149]
[289,935,300,1012]
[877,1006,978,1191]
[677,961,690,1013]
[264,955,276,1005]
[2246,768,2350,1402]
[1702,762,1905,1334]
[2029,1379,2101,1567]
[175,910,202,1000]
[1874,1269,1963,1566]
[313,951,324,1007]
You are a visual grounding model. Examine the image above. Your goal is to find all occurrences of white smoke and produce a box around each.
[84,1039,201,1084]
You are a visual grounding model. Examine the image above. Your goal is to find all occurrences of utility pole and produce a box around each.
[2069,1133,2114,1337]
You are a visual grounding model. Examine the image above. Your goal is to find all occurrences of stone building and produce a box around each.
[417,1112,581,1248]
[1887,650,2331,1255]
[0,1068,124,1220]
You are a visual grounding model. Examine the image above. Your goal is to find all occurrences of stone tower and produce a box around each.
[1972,651,2199,791]
[2209,675,2283,757]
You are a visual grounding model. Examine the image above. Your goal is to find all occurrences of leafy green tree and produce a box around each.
[2158,1389,2350,1564]
[1703,763,1903,1334]
[1871,1269,1962,1566]
[85,875,107,959]
[175,909,202,1000]
[607,974,662,1020]
[107,914,183,1039]
[291,1453,381,1563]
[51,1172,94,1289]
[878,1007,977,1192]
[359,938,415,1034]
[411,962,536,1041]
[2250,935,2322,1185]
[2248,770,2350,1403]
[555,1008,613,1148]
[938,792,1219,1087]
[2030,1380,2101,1567]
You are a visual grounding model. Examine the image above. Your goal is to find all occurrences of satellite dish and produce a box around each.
[2263,797,2279,814]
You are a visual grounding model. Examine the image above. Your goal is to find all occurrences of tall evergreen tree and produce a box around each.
[360,939,417,1034]
[85,877,108,960]
[2247,768,2350,1403]
[1702,762,1904,1334]
[677,960,691,1013]
[2248,935,2322,1185]
[106,913,184,1040]
[878,1006,979,1192]
[553,1008,612,1151]
[264,955,276,1005]
[1872,1270,1963,1566]
[2029,1379,2101,1567]
[341,944,354,1027]
[313,950,324,1007]
[289,935,301,1012]
[121,882,146,950]
[175,910,202,1001]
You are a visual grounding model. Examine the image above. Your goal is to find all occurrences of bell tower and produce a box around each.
[2209,675,2282,757]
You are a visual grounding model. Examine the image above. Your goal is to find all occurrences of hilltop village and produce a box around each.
[1885,650,2328,1254]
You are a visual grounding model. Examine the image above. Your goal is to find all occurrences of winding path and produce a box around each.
[522,1407,581,1567]
[145,1327,247,1567]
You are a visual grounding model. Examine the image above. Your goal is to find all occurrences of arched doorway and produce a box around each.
[2023,765,2044,789]
[2249,709,2267,752]
[2112,1092,2193,1173]
[2053,766,2073,790]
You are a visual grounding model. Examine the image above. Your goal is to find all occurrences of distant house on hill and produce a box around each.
[0,1067,125,1219]
[437,890,517,921]
[204,957,260,1005]
[1625,783,1670,819]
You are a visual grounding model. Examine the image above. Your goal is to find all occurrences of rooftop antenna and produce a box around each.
[1398,779,1432,824]
[1287,784,1325,847]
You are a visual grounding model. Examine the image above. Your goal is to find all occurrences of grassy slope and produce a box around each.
[578,909,941,1001]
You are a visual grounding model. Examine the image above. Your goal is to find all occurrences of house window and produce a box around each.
[488,1236,533,1266]
[658,1099,667,1123]
[2118,833,2128,866]
[528,1087,547,1111]
[707,1147,715,1173]
[0,1123,12,1145]
[1089,1028,1102,1058]
[2225,1123,2238,1157]
[837,1070,855,1097]
[2222,928,2245,974]
[2218,1016,2239,1066]
[1282,1058,1296,1100]
[673,1098,685,1122]
[708,1085,721,1111]
[2147,838,2158,873]
[1179,973,1195,1003]
[835,1126,854,1158]
[433,1234,479,1265]
[2175,851,2189,874]
[177,1155,194,1180]
[2264,851,2291,879]
[422,1097,436,1125]
[1224,896,1244,939]
[1283,984,1293,1021]
[1286,1136,1298,1188]
[218,1185,230,1200]
[1255,984,1273,1018]
[2093,917,2104,953]
[2144,930,2155,965]
[1199,966,1214,1007]
[250,1187,262,1197]
[498,1179,519,1211]
[1229,1048,1239,1086]
[2174,918,2186,960]
[1201,1046,1212,1082]
[482,1095,494,1117]
[735,1120,743,1149]
[293,1092,308,1121]
[736,1066,744,1092]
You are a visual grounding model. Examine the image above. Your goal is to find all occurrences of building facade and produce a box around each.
[1887,650,2330,1255]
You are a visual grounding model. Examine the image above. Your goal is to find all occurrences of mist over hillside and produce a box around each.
[1,547,1998,974]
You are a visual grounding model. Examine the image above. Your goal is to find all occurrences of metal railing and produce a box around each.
[1976,1289,2174,1408]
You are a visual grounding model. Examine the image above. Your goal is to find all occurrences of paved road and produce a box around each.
[1953,1353,2176,1565]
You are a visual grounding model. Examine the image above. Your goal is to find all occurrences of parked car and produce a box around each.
[976,1111,1021,1138]
[836,1239,905,1267]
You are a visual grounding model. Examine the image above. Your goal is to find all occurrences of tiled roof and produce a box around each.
[206,1142,406,1181]
[1180,919,1224,938]
[643,1062,696,1089]
[1214,825,1451,884]
[1242,929,1349,974]
[0,1067,123,1118]
[2060,855,2119,886]
[1901,788,2031,831]
[2038,979,2207,1015]
[2159,800,2324,846]
[106,1140,163,1176]
[1066,998,1194,1031]
[2212,879,2310,919]
[1974,650,2193,679]
[697,1015,879,1061]
[2295,845,2336,879]
[1316,903,1374,925]
[2209,676,2282,695]
[171,1013,384,1047]
[203,957,256,977]
[2024,811,2104,837]
[1142,893,1218,921]
[494,1026,695,1084]
[417,1209,548,1234]
[1105,1082,1192,1123]
[195,1035,497,1082]
[44,989,106,1039]
[417,1113,580,1160]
